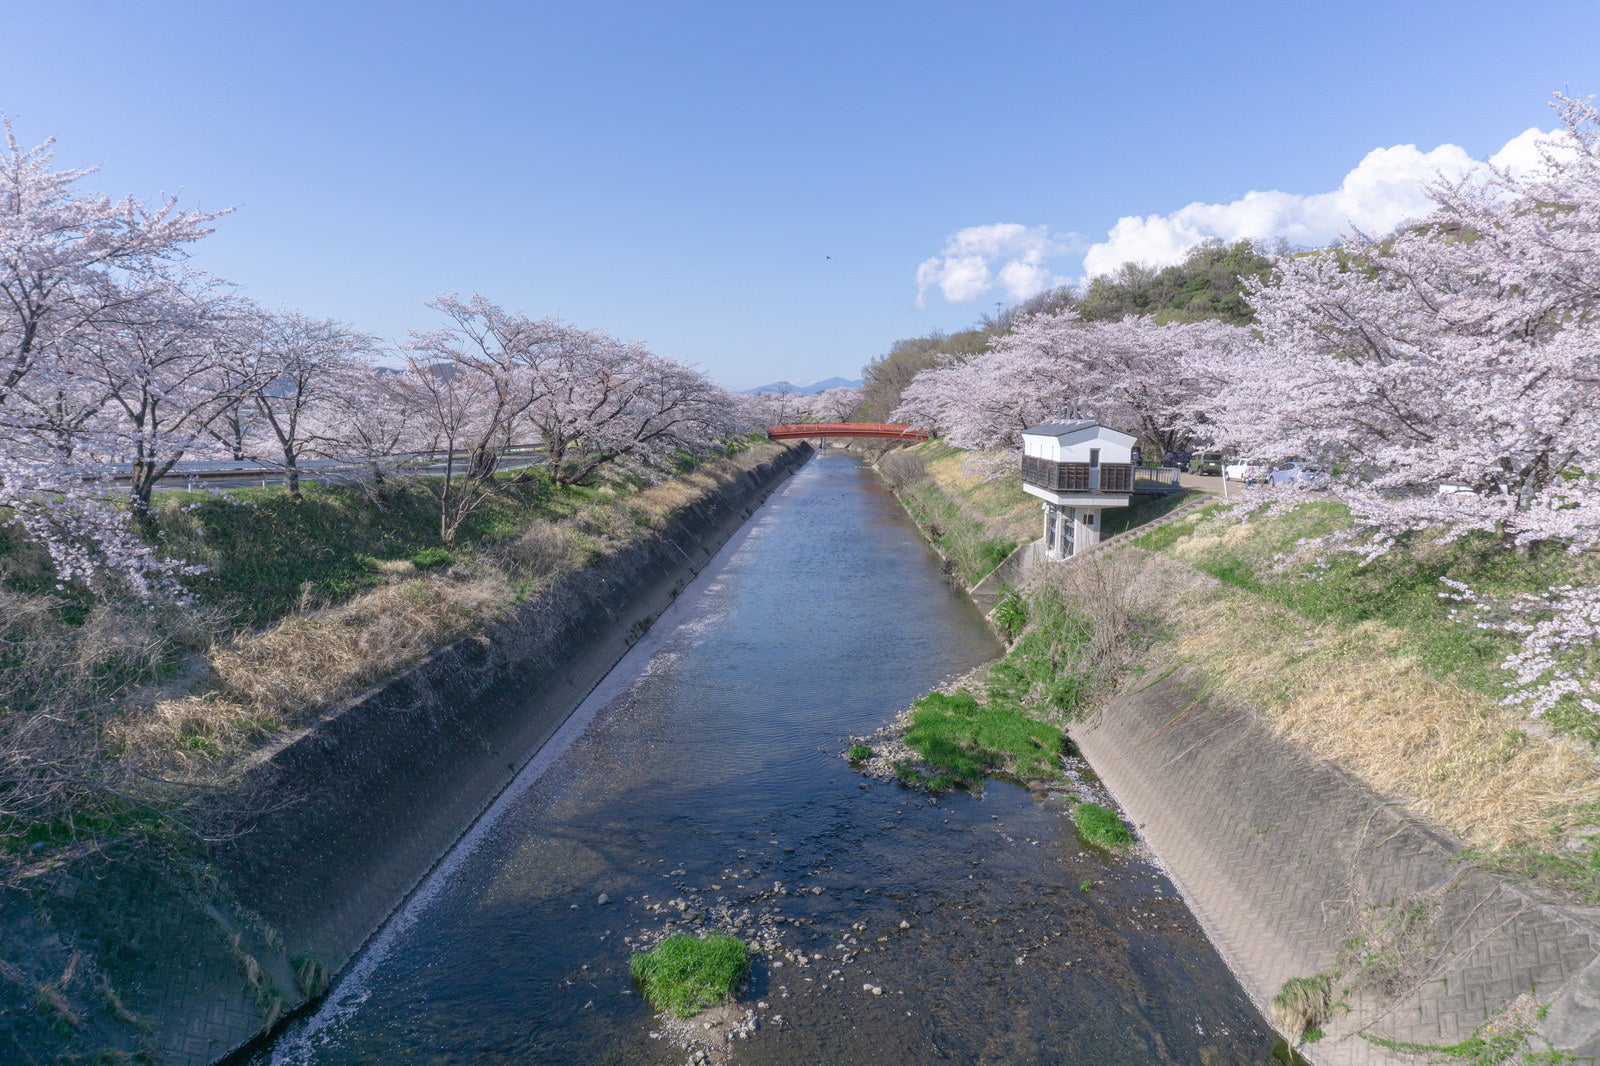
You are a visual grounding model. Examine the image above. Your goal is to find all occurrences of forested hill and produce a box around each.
[1074,238,1281,326]
[856,239,1278,421]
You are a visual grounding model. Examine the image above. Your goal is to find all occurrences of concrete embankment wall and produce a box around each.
[122,443,809,1064]
[1070,665,1600,1064]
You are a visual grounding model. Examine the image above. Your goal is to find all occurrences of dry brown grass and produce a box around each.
[920,445,1040,546]
[495,522,582,579]
[1027,550,1145,682]
[629,445,781,528]
[115,570,512,778]
[1127,550,1599,850]
[0,590,218,832]
[214,571,508,712]
[110,444,796,783]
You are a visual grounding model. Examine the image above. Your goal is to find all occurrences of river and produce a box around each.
[260,452,1284,1064]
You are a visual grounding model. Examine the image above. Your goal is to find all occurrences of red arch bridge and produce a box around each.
[765,422,931,442]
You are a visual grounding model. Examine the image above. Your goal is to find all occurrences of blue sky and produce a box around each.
[4,1,1598,389]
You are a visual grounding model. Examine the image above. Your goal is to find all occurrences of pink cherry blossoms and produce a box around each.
[1,117,762,588]
[0,118,225,594]
[892,312,1247,459]
[1203,94,1600,725]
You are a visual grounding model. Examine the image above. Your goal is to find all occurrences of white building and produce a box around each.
[1020,418,1137,559]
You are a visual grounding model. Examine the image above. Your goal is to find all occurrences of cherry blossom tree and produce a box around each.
[749,387,803,427]
[246,308,375,498]
[0,119,225,413]
[203,357,263,462]
[893,311,1242,458]
[526,328,738,485]
[800,386,864,423]
[406,294,552,484]
[1200,92,1600,725]
[75,274,249,517]
[1,117,226,592]
[1205,97,1600,552]
[311,362,428,491]
[400,354,503,543]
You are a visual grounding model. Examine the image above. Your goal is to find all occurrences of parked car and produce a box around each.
[1223,457,1270,483]
[1188,451,1223,476]
[1162,450,1192,470]
[1268,461,1328,489]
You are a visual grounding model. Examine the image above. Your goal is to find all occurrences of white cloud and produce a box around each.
[1490,125,1574,174]
[915,128,1574,307]
[914,223,1083,307]
[1079,127,1564,279]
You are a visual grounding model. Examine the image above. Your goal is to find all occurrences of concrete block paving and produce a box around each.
[1071,668,1600,1065]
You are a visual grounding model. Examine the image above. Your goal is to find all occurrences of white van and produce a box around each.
[1223,458,1269,484]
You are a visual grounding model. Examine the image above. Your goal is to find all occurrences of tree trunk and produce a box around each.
[468,444,499,483]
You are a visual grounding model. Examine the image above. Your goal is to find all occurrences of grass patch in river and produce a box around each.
[1073,802,1132,849]
[630,932,750,1017]
[901,690,1063,791]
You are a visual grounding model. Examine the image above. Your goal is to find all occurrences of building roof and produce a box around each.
[1022,418,1099,436]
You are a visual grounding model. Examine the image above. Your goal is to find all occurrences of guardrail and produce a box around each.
[766,423,930,441]
[82,445,545,492]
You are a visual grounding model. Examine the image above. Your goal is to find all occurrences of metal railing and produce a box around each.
[1021,457,1134,493]
[1133,466,1183,493]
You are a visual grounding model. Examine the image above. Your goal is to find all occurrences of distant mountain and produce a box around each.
[741,377,863,396]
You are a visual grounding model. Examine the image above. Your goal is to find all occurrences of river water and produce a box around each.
[262,453,1284,1064]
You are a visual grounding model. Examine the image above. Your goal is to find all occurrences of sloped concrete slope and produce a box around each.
[1071,667,1600,1065]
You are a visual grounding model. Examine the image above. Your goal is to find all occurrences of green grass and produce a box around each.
[846,743,873,762]
[1,802,171,856]
[1361,1002,1571,1064]
[151,477,585,627]
[1072,802,1132,849]
[985,588,1095,716]
[892,583,1106,794]
[894,762,957,793]
[991,589,1028,640]
[1132,505,1221,552]
[1472,797,1600,904]
[629,932,751,1016]
[410,546,453,570]
[897,480,1017,585]
[973,536,1019,576]
[919,440,1036,523]
[902,690,1064,790]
